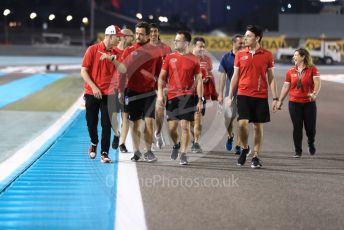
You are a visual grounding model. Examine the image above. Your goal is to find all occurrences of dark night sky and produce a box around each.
[0,0,327,32]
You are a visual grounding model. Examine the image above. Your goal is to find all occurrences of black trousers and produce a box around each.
[288,101,317,153]
[84,94,115,153]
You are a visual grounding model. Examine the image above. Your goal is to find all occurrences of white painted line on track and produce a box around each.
[115,129,147,230]
[320,74,344,84]
[0,64,80,74]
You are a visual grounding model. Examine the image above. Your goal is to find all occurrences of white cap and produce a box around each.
[104,25,125,36]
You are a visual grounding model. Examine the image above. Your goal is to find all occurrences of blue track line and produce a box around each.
[0,111,119,230]
[0,73,65,108]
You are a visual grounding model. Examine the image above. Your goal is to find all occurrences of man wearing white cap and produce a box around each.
[81,25,126,163]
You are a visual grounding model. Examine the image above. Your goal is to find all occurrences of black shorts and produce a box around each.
[237,95,270,123]
[194,96,206,116]
[166,95,196,121]
[126,90,156,121]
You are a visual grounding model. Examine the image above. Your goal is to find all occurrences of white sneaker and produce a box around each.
[155,132,165,149]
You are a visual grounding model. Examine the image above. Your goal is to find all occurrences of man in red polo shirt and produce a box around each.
[111,28,134,153]
[150,23,172,150]
[81,25,126,163]
[121,22,163,163]
[228,25,278,169]
[190,36,218,154]
[157,31,203,165]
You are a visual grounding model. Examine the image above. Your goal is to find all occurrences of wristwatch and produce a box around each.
[198,96,205,102]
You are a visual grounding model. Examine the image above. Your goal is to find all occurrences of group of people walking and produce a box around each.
[81,22,321,168]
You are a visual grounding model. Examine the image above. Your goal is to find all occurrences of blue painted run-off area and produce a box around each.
[0,73,65,108]
[0,111,119,230]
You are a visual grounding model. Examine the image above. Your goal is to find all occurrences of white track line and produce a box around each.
[0,64,81,74]
[115,128,147,230]
[320,74,344,84]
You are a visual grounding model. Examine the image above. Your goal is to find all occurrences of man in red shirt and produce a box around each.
[228,25,278,168]
[111,28,134,153]
[191,36,218,154]
[121,22,163,163]
[150,23,172,150]
[81,25,126,163]
[157,31,203,165]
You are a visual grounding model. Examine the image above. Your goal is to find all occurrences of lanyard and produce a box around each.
[296,68,305,89]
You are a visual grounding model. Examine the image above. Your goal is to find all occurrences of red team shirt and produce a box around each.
[285,66,320,103]
[198,55,217,100]
[152,42,172,88]
[82,42,122,95]
[234,47,274,98]
[199,55,213,78]
[112,46,124,90]
[121,42,163,93]
[154,42,172,77]
[162,52,201,100]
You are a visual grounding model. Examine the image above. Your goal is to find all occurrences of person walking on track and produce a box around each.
[277,48,321,158]
[81,25,126,163]
[157,31,203,165]
[228,25,279,169]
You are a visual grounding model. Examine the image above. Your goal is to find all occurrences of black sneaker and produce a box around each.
[101,152,112,163]
[191,141,195,152]
[112,134,120,150]
[171,142,180,160]
[144,151,157,162]
[131,151,142,161]
[293,152,302,158]
[309,143,316,155]
[179,153,189,165]
[234,145,241,155]
[119,143,128,153]
[192,142,202,153]
[237,146,250,166]
[251,157,262,169]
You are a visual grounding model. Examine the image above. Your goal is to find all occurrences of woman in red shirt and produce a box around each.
[277,48,321,158]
